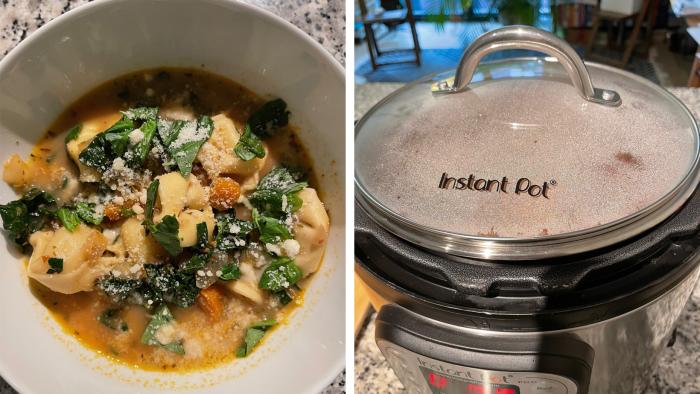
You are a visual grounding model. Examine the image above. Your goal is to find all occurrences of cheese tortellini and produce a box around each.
[293,188,330,277]
[224,262,265,304]
[154,172,213,248]
[66,113,122,182]
[120,217,168,264]
[27,225,109,293]
[196,114,266,179]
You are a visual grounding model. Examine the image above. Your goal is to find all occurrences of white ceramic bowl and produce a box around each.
[0,0,345,393]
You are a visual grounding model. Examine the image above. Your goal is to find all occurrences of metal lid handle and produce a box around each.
[434,25,621,106]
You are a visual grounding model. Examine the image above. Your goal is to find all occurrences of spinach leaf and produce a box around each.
[97,308,128,331]
[127,117,157,167]
[196,222,208,250]
[79,107,158,171]
[252,209,292,244]
[158,118,186,148]
[141,304,185,355]
[258,257,302,292]
[144,179,159,224]
[234,124,265,161]
[275,289,293,305]
[215,212,254,251]
[123,107,158,121]
[148,215,182,256]
[0,189,57,246]
[75,202,103,225]
[168,116,214,177]
[64,124,82,143]
[236,319,276,358]
[46,257,63,274]
[256,167,307,193]
[56,207,81,232]
[79,117,134,171]
[247,99,289,138]
[218,262,240,281]
[250,167,306,218]
[249,189,303,218]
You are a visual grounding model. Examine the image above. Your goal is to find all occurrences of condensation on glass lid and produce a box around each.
[355,74,699,238]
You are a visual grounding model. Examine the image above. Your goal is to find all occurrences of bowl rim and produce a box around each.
[0,0,345,393]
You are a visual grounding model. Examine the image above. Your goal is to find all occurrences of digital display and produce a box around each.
[419,367,521,394]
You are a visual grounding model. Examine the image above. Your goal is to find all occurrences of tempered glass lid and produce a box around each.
[355,26,700,260]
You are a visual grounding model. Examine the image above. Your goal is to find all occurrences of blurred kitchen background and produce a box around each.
[354,0,700,86]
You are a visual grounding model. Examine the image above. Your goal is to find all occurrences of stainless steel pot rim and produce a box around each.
[354,58,700,261]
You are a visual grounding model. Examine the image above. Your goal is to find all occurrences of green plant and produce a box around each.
[491,0,538,26]
[426,0,472,30]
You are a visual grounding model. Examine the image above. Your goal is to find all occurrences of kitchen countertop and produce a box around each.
[0,1,345,393]
[354,83,700,394]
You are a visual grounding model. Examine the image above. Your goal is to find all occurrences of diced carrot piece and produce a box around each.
[209,177,241,211]
[197,286,224,321]
[103,203,122,221]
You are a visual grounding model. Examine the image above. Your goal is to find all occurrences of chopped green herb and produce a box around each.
[75,202,103,225]
[0,189,57,246]
[46,257,63,274]
[144,179,159,224]
[247,99,289,138]
[141,304,185,355]
[64,124,82,143]
[148,215,182,256]
[236,319,276,358]
[252,209,292,244]
[56,207,81,232]
[259,257,302,292]
[234,124,265,161]
[218,262,241,281]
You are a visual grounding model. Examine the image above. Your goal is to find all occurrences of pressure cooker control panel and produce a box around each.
[375,305,593,394]
[379,343,578,394]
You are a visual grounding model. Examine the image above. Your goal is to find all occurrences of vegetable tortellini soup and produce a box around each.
[0,68,330,371]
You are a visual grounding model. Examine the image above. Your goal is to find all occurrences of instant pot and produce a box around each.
[355,26,700,394]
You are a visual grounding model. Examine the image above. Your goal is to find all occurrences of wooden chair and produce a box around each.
[358,0,421,69]
[584,0,653,68]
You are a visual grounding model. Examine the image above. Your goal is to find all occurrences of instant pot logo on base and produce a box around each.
[437,172,555,199]
[416,356,513,384]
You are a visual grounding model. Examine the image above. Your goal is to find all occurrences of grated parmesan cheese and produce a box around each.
[129,128,144,145]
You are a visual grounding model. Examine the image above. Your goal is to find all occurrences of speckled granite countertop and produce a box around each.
[0,1,344,393]
[354,83,700,394]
